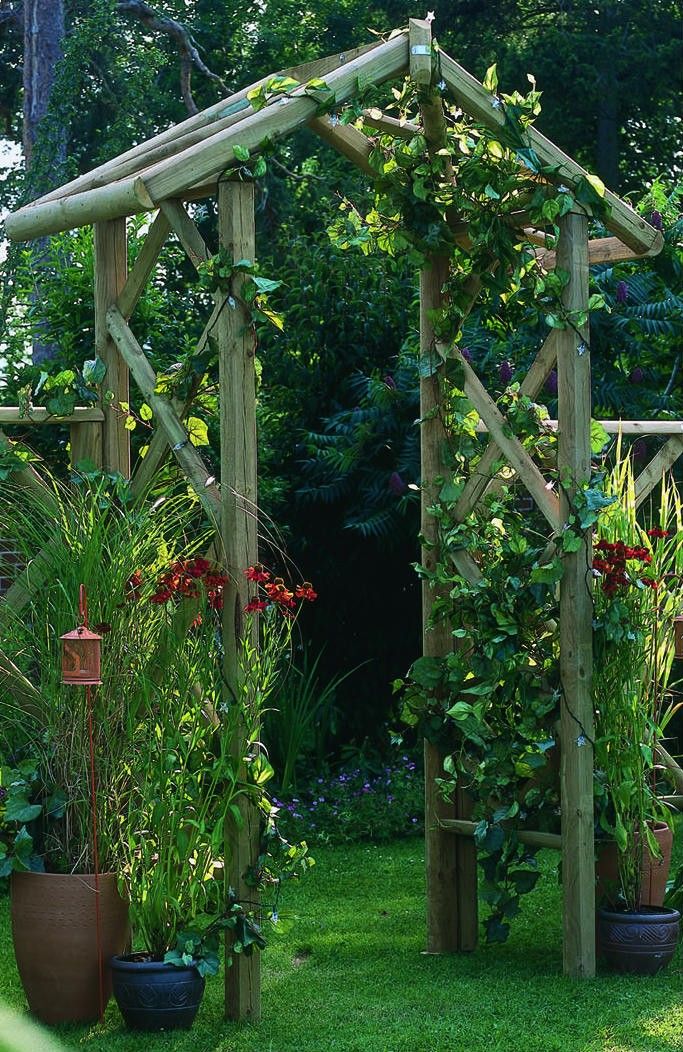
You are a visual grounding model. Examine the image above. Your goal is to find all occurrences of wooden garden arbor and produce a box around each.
[3,18,679,1013]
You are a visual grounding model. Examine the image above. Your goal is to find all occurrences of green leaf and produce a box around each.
[187,417,210,447]
[82,357,106,385]
[561,531,583,553]
[586,173,605,198]
[139,403,153,422]
[4,797,42,823]
[408,656,443,689]
[446,701,474,721]
[483,64,498,94]
[251,276,283,294]
[590,420,610,454]
[233,145,251,162]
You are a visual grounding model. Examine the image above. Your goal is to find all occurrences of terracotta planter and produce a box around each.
[595,822,673,908]
[11,871,130,1025]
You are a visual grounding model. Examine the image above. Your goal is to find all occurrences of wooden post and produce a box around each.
[420,258,478,953]
[69,422,102,471]
[412,16,478,956]
[94,218,129,476]
[556,209,595,978]
[217,181,260,1021]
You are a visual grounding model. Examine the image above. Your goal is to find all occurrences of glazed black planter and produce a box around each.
[598,905,681,975]
[111,954,205,1030]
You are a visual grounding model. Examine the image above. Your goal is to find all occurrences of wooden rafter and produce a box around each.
[31,42,387,209]
[5,36,410,241]
[439,54,661,255]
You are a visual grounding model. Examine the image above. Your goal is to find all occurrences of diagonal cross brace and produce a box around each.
[455,331,559,522]
[106,306,221,525]
[445,348,561,533]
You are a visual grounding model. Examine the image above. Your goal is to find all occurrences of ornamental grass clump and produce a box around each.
[592,451,683,910]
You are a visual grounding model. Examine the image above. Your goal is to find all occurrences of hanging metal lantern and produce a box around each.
[60,585,102,685]
[674,614,683,661]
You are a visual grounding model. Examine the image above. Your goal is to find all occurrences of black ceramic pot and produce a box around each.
[110,954,205,1030]
[598,905,681,975]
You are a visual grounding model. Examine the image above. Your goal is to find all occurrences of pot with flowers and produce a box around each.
[109,560,314,1030]
[0,471,203,1023]
[591,457,682,974]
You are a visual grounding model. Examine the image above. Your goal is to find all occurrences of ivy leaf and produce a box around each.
[4,797,42,823]
[139,403,153,422]
[251,276,283,294]
[187,417,210,447]
[82,357,106,385]
[483,64,498,94]
[561,531,583,553]
[590,420,610,454]
[233,145,250,162]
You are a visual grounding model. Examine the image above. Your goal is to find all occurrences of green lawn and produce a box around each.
[0,839,681,1052]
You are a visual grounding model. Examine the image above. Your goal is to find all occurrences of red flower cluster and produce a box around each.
[149,558,228,611]
[243,567,317,615]
[593,539,657,596]
[647,527,670,540]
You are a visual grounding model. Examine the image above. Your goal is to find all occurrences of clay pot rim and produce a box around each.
[598,905,681,923]
[11,869,119,879]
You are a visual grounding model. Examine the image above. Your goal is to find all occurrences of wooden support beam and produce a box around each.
[635,436,683,509]
[6,36,409,241]
[538,235,663,269]
[159,200,210,268]
[106,306,221,524]
[656,744,683,794]
[217,182,260,1022]
[0,407,104,424]
[69,422,102,471]
[556,210,595,979]
[439,52,662,256]
[361,109,420,138]
[95,219,130,477]
[308,116,376,176]
[439,819,562,851]
[455,331,559,522]
[117,211,172,319]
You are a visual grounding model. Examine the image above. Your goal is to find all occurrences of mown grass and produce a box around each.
[0,836,681,1052]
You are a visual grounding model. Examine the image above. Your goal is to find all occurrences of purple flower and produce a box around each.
[388,471,408,496]
[545,369,558,396]
[407,762,416,771]
[498,360,514,384]
[387,794,394,803]
[650,210,663,231]
[629,366,644,384]
[411,817,418,824]
[615,280,629,304]
[383,374,397,390]
[461,347,473,363]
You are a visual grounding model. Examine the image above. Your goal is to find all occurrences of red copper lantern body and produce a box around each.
[60,585,102,685]
[674,615,683,661]
[60,625,102,685]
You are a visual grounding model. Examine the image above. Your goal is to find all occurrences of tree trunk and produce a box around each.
[23,0,67,363]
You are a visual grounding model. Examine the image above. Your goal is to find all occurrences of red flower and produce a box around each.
[150,590,172,604]
[208,590,224,611]
[245,564,271,583]
[265,578,295,607]
[204,572,229,588]
[125,570,143,601]
[188,558,211,578]
[245,599,267,613]
[647,527,670,540]
[295,582,318,602]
